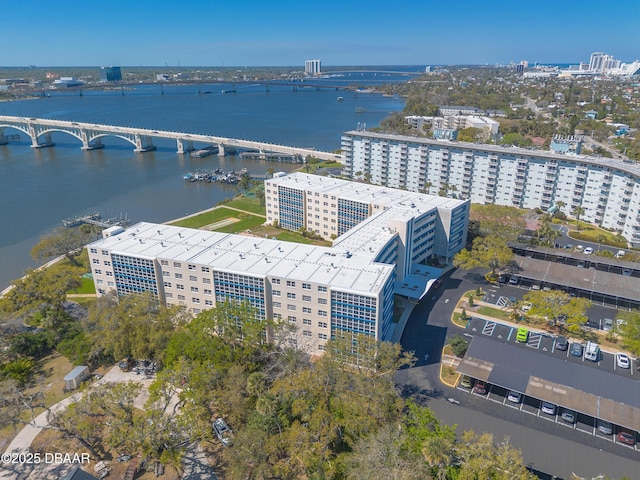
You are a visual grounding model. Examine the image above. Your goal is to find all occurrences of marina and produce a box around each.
[238,151,305,163]
[182,168,248,184]
[62,212,132,229]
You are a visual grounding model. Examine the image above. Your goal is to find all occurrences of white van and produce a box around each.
[585,341,600,362]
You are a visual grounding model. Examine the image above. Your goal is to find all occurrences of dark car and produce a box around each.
[617,431,635,446]
[570,343,583,357]
[473,381,487,395]
[556,336,569,351]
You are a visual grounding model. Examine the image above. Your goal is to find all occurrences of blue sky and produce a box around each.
[1,0,637,67]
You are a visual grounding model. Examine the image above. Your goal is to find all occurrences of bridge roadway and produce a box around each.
[0,115,343,162]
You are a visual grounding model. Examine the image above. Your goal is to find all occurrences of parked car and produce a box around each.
[507,390,522,403]
[541,401,556,415]
[570,343,583,357]
[561,409,576,424]
[460,375,472,388]
[473,381,487,395]
[498,275,508,284]
[555,336,568,351]
[615,250,626,259]
[597,420,613,435]
[583,247,594,255]
[584,341,600,362]
[521,303,532,312]
[516,327,529,343]
[602,318,614,332]
[509,276,519,285]
[213,418,233,446]
[576,245,584,252]
[617,430,636,446]
[622,269,631,276]
[616,352,631,369]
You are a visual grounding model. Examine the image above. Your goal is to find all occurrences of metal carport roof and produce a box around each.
[457,336,640,431]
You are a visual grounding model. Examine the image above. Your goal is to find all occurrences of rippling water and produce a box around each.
[0,82,405,288]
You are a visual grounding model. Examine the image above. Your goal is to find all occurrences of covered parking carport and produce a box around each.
[505,256,640,310]
[457,336,640,433]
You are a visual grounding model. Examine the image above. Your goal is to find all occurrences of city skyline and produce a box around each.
[0,0,637,67]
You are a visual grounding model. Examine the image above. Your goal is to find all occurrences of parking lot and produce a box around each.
[461,317,639,450]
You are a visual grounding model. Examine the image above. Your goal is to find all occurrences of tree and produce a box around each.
[453,236,514,277]
[449,335,468,357]
[522,289,590,332]
[469,204,526,241]
[571,206,585,231]
[618,311,640,355]
[30,226,99,265]
[595,233,607,251]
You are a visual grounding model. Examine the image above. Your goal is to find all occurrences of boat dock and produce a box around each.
[62,212,131,228]
[239,151,304,163]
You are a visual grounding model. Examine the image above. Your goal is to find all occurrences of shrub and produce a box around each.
[467,293,475,307]
[450,335,468,357]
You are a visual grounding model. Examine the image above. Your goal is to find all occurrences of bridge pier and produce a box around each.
[177,139,194,154]
[0,129,7,146]
[80,130,105,150]
[30,130,55,149]
[134,135,156,153]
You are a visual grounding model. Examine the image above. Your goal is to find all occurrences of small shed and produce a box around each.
[64,366,90,390]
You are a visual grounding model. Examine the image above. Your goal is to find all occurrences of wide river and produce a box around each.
[0,77,407,289]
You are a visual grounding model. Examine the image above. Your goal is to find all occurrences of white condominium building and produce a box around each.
[89,174,469,356]
[88,222,395,356]
[305,59,321,75]
[341,131,640,247]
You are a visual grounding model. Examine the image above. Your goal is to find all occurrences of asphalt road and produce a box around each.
[396,267,640,480]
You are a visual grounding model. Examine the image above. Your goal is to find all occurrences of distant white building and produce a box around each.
[305,59,321,76]
[341,131,640,247]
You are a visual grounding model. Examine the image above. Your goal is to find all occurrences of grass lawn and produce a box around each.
[567,223,626,248]
[221,196,266,215]
[476,305,512,321]
[70,277,96,294]
[215,214,266,234]
[169,207,264,230]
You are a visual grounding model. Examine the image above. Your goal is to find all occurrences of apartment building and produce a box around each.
[264,173,469,277]
[88,222,395,356]
[341,131,640,247]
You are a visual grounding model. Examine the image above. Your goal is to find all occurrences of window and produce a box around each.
[273,301,281,308]
[318,298,327,305]
[273,290,281,297]
[90,248,97,254]
[177,284,184,290]
[104,261,111,266]
[287,304,296,311]
[318,333,328,340]
[92,259,100,264]
[303,318,312,325]
[178,295,185,301]
[166,292,173,298]
[205,300,213,306]
[173,262,181,268]
[318,321,327,328]
[302,306,312,314]
[96,279,103,285]
[318,310,327,317]
[191,286,199,293]
[287,292,296,299]
[101,250,109,256]
[94,269,102,275]
[160,260,168,266]
[303,330,312,337]
[193,308,201,314]
[201,266,210,273]
[188,264,196,270]
[274,313,282,319]
[272,278,280,285]
[164,282,172,288]
[175,273,183,279]
[107,281,114,287]
[318,285,327,293]
[288,316,297,323]
[163,271,170,277]
[203,278,211,284]
[189,275,197,282]
[192,298,200,304]
[302,283,311,290]
[302,295,311,302]
[204,289,212,295]
[287,280,296,287]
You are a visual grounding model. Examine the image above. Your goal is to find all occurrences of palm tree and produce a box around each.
[571,206,585,231]
[555,200,566,218]
[595,233,607,252]
[422,181,433,195]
